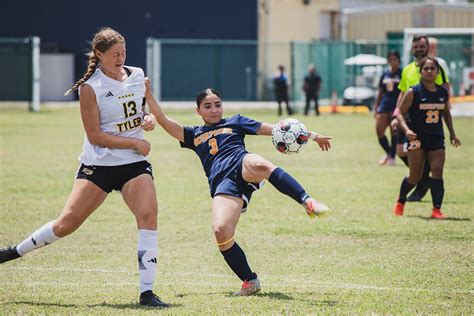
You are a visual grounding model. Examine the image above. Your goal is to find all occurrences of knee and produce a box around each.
[135,209,157,228]
[53,213,82,237]
[408,171,422,184]
[213,222,233,243]
[249,159,275,176]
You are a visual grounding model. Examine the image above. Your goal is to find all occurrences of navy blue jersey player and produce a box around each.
[145,82,332,296]
[393,57,460,219]
[373,51,402,165]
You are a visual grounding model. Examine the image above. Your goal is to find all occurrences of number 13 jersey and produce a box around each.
[78,66,146,166]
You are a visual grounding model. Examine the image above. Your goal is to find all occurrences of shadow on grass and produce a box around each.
[407,215,471,221]
[10,301,181,310]
[252,292,294,300]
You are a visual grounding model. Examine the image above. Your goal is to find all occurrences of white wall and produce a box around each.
[40,53,74,101]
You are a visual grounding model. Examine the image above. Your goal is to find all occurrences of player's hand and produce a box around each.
[450,135,461,148]
[144,77,151,95]
[406,130,417,142]
[390,118,398,131]
[312,134,332,151]
[142,114,156,132]
[134,139,151,156]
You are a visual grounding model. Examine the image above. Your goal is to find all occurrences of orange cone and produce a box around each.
[331,90,338,113]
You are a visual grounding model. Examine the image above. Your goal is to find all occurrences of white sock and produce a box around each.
[138,229,158,293]
[16,221,61,256]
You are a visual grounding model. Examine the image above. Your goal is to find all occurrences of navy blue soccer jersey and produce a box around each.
[378,69,402,112]
[408,84,448,136]
[180,114,262,196]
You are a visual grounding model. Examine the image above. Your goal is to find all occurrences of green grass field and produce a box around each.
[1,106,473,314]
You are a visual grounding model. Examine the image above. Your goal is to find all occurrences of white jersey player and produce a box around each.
[79,65,147,166]
[0,28,169,308]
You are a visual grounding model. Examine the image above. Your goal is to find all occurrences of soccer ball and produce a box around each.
[271,118,309,154]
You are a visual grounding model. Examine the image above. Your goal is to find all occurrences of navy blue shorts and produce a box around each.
[404,134,445,153]
[212,155,263,212]
[76,160,153,193]
[376,102,396,114]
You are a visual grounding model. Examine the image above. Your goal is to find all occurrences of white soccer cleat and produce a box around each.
[233,278,261,296]
[303,198,329,218]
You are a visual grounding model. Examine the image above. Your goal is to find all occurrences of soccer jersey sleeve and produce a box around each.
[179,126,196,149]
[237,115,262,135]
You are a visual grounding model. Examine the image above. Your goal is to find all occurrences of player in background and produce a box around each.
[373,51,402,166]
[273,65,293,116]
[428,37,450,77]
[302,64,323,116]
[391,35,450,202]
[145,82,331,296]
[0,28,169,308]
[393,57,460,219]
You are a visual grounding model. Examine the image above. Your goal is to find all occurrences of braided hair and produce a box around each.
[64,27,125,95]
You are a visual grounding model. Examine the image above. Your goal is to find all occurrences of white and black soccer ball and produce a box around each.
[271,118,309,154]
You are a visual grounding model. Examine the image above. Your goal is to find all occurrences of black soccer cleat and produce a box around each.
[139,290,169,308]
[0,246,21,264]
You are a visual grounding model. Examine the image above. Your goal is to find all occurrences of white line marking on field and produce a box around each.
[1,266,472,294]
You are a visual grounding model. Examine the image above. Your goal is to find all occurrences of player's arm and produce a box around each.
[256,122,274,136]
[442,100,461,147]
[396,89,416,141]
[79,84,150,156]
[144,78,185,142]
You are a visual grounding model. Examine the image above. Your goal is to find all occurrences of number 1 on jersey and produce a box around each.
[209,138,218,155]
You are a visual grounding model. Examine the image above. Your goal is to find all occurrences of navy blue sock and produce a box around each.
[398,177,416,203]
[414,161,431,196]
[268,167,308,204]
[399,155,409,167]
[430,178,444,209]
[390,134,397,158]
[220,242,256,281]
[378,136,390,154]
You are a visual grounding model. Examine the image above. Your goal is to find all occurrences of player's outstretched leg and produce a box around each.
[268,167,329,217]
[0,221,62,264]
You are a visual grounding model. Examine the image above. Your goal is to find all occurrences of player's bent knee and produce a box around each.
[213,223,233,243]
[53,218,81,237]
[247,156,275,176]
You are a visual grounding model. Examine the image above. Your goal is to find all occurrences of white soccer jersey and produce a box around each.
[78,66,147,166]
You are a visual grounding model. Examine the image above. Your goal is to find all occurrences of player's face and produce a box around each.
[388,55,400,70]
[421,60,438,82]
[97,43,126,75]
[196,94,223,125]
[412,39,428,60]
